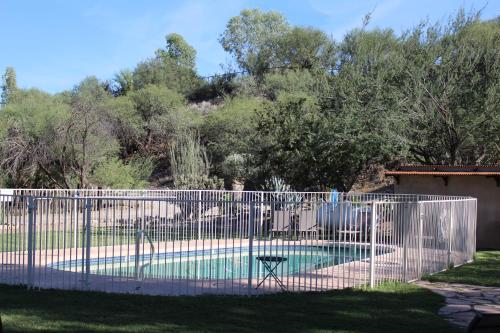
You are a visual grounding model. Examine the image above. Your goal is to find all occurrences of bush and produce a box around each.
[90,157,153,189]
[221,153,249,183]
[169,133,223,190]
[201,97,262,176]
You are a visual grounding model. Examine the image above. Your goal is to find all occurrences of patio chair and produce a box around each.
[271,209,294,237]
[298,209,320,238]
[336,226,360,242]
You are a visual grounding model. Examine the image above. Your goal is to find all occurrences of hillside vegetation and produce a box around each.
[0,9,498,191]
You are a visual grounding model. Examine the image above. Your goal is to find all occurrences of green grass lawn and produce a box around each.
[0,229,135,252]
[0,283,459,333]
[0,226,196,252]
[423,251,500,287]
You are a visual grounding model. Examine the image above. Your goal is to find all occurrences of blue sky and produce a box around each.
[0,0,498,93]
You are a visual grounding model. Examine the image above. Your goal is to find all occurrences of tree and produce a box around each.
[1,8,498,190]
[132,57,202,96]
[66,77,119,188]
[156,33,196,69]
[255,93,327,190]
[1,67,17,106]
[400,11,500,164]
[128,85,192,158]
[110,69,135,96]
[221,153,252,187]
[0,89,71,187]
[103,95,143,158]
[260,69,331,101]
[220,9,290,76]
[104,84,201,186]
[220,11,336,76]
[256,84,402,191]
[277,27,335,71]
[132,33,201,96]
[201,97,262,176]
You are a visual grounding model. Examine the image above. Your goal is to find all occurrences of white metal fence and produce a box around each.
[0,189,476,295]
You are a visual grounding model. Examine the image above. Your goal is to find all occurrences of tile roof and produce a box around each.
[385,165,500,176]
[385,171,500,176]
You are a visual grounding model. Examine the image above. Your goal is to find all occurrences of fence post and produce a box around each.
[447,202,454,269]
[27,196,35,289]
[417,202,423,278]
[247,201,255,296]
[473,199,477,255]
[369,202,377,288]
[402,203,408,282]
[85,198,92,287]
[73,190,79,249]
[198,190,202,240]
[135,228,143,282]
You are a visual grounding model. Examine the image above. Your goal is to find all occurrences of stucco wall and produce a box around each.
[394,175,500,249]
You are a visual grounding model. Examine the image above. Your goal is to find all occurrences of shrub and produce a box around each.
[90,157,153,189]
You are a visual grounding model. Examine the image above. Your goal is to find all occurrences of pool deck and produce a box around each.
[0,238,465,296]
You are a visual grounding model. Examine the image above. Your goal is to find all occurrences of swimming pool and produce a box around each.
[50,245,370,280]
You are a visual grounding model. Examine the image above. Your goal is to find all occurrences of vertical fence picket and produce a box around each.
[369,202,377,288]
[27,196,35,289]
[85,198,92,288]
[247,200,255,296]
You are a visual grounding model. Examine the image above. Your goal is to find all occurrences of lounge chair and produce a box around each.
[298,209,319,238]
[271,209,293,237]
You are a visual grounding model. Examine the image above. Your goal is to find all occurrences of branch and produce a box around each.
[36,162,65,188]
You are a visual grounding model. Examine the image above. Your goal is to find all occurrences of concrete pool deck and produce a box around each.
[0,239,467,296]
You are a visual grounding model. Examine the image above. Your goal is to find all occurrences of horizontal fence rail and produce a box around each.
[0,189,476,296]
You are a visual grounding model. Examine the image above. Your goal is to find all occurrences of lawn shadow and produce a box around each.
[0,283,460,333]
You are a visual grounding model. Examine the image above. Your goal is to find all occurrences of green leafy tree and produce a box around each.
[65,77,119,188]
[220,11,335,76]
[260,69,331,101]
[201,97,262,176]
[132,33,201,96]
[0,89,71,187]
[103,95,143,158]
[277,27,335,71]
[400,11,500,164]
[128,85,193,158]
[256,88,401,191]
[111,69,135,96]
[105,85,200,185]
[1,67,18,106]
[255,93,327,190]
[132,58,202,96]
[220,9,290,76]
[221,153,253,186]
[156,33,196,69]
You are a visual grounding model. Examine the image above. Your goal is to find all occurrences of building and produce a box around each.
[385,165,500,250]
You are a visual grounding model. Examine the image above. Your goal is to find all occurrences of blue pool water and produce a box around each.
[51,245,370,280]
